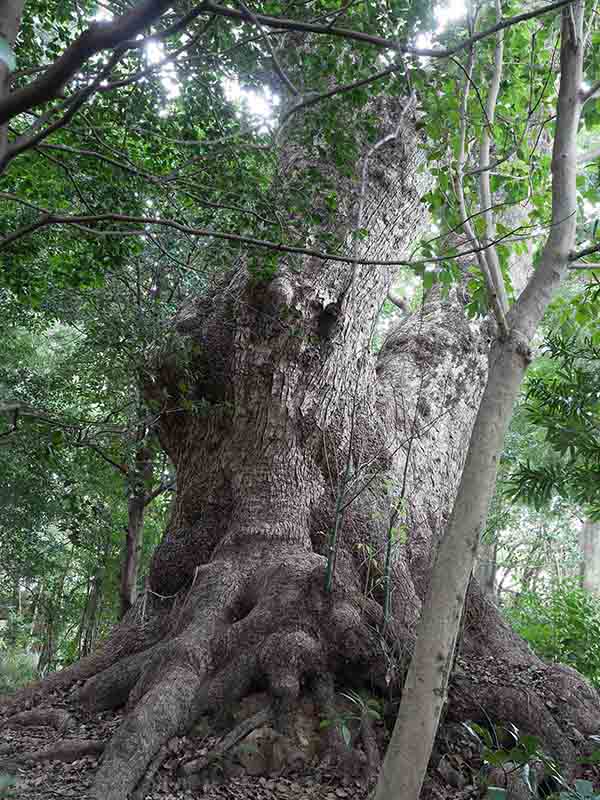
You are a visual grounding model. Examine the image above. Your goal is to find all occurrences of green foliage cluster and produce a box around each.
[469,724,600,800]
[0,649,38,696]
[505,582,600,688]
[0,773,16,798]
[507,327,600,517]
[319,690,383,748]
[0,249,184,670]
[504,274,600,518]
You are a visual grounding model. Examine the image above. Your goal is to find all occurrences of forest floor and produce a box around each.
[0,681,480,800]
[1,682,598,800]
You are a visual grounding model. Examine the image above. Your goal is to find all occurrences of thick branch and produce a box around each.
[570,242,600,260]
[144,479,176,507]
[201,0,575,60]
[512,5,584,336]
[0,0,175,125]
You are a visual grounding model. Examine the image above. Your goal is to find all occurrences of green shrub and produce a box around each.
[505,582,600,688]
[0,773,17,798]
[0,650,38,695]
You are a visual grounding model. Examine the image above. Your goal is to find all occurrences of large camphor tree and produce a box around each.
[3,1,600,798]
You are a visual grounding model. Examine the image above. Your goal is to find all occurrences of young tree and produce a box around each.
[2,2,600,799]
[375,3,598,797]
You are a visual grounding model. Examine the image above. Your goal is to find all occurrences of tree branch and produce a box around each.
[477,0,510,317]
[577,144,600,163]
[453,43,509,336]
[0,0,176,125]
[579,77,600,103]
[386,290,408,312]
[201,0,575,60]
[0,205,540,269]
[570,242,600,261]
[0,0,574,125]
[2,50,124,170]
[278,63,401,132]
[234,0,300,97]
[88,444,129,475]
[144,479,176,506]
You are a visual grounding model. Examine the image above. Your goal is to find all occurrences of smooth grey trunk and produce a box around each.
[475,539,497,598]
[79,532,111,658]
[79,575,101,658]
[0,0,24,160]
[579,519,600,596]
[119,440,152,618]
[374,4,584,799]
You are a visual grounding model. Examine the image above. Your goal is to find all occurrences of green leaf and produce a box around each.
[485,788,507,800]
[484,749,513,767]
[340,722,352,748]
[574,779,594,797]
[423,271,437,291]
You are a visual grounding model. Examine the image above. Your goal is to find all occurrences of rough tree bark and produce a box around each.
[2,90,600,800]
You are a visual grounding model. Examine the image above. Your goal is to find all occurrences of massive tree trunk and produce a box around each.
[2,107,600,800]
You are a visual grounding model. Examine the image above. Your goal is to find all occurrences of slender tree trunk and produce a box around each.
[80,575,101,658]
[119,437,152,618]
[375,6,585,799]
[579,518,600,596]
[475,539,497,599]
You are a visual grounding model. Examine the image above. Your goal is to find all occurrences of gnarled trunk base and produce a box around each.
[2,552,600,800]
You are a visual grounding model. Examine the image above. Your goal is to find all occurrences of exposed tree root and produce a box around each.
[0,738,104,771]
[28,738,105,763]
[78,646,159,713]
[74,548,402,800]
[132,745,169,800]
[91,665,204,800]
[180,707,272,776]
[3,556,600,800]
[1,708,73,732]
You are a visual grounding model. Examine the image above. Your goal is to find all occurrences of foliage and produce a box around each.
[559,779,600,800]
[469,724,600,800]
[467,722,559,799]
[0,648,38,696]
[507,288,600,518]
[319,690,382,748]
[0,773,17,798]
[505,582,600,688]
[0,267,178,667]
